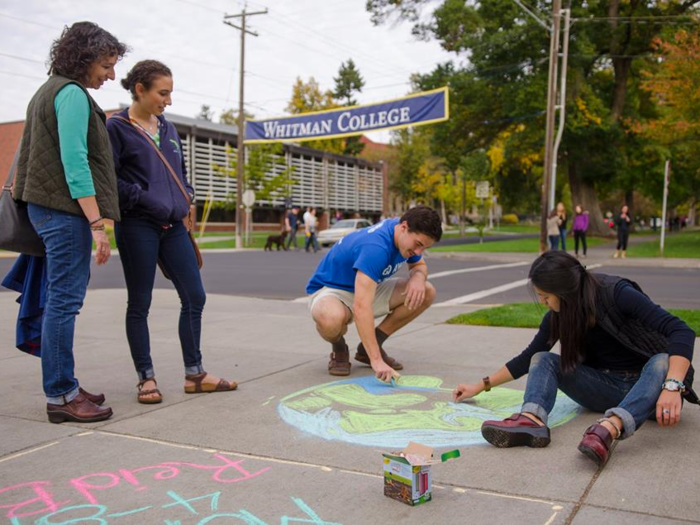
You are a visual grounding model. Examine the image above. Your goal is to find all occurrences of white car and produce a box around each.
[317,219,372,247]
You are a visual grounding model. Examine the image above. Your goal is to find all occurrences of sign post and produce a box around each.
[242,189,256,247]
[660,160,670,257]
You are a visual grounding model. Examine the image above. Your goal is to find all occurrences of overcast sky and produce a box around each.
[0,0,457,143]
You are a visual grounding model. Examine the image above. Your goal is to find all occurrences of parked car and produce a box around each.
[317,218,372,247]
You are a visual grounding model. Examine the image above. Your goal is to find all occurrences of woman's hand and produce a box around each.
[452,383,483,402]
[656,389,682,427]
[92,229,111,265]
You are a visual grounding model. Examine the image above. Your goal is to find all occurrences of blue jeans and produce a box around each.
[548,235,559,251]
[115,218,206,381]
[28,204,91,404]
[521,352,668,439]
[559,228,567,251]
[305,232,319,252]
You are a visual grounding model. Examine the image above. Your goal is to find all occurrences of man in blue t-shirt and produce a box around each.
[285,206,300,250]
[306,206,442,381]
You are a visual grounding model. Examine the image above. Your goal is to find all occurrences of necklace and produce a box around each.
[128,111,159,135]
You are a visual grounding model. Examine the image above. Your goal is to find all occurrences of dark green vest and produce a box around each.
[15,75,120,221]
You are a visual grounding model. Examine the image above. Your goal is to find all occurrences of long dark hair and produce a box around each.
[529,251,600,373]
[48,22,128,81]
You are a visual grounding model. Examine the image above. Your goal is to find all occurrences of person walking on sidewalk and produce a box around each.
[107,60,236,404]
[304,207,320,253]
[306,206,441,381]
[614,205,632,258]
[572,205,589,258]
[453,251,697,466]
[12,22,127,424]
[556,202,568,252]
[547,210,561,251]
[285,205,300,250]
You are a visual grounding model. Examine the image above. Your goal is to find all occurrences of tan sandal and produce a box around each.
[137,378,163,404]
[184,372,237,393]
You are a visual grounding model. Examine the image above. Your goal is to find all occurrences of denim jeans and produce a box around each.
[115,217,206,381]
[285,227,298,250]
[28,203,91,404]
[559,228,567,251]
[548,235,559,251]
[305,232,319,252]
[574,230,587,255]
[521,352,669,439]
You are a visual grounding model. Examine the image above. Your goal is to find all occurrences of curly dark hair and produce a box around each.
[121,60,173,100]
[400,205,443,242]
[48,22,128,81]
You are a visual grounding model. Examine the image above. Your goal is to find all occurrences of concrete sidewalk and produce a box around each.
[0,290,698,524]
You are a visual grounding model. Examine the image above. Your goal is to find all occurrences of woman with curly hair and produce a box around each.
[107,60,237,404]
[13,21,127,423]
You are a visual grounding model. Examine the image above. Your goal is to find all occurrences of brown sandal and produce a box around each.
[328,349,351,376]
[184,372,237,393]
[137,378,163,404]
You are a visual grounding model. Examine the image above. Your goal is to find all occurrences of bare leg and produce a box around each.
[311,296,352,343]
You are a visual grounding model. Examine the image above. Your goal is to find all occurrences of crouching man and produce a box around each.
[306,206,442,382]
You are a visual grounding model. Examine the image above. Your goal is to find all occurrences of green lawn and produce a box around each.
[197,231,279,249]
[432,236,610,253]
[447,302,700,335]
[628,231,700,259]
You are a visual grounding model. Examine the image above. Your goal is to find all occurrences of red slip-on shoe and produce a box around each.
[578,423,614,466]
[481,413,551,448]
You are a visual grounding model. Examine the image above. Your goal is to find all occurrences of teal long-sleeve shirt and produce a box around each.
[54,84,96,199]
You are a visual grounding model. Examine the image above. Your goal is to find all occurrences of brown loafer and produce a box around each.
[79,387,105,406]
[354,346,403,371]
[47,392,113,424]
[578,423,614,466]
[481,413,551,448]
[329,347,351,376]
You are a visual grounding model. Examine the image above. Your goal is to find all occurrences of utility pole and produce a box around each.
[660,160,670,257]
[539,0,561,253]
[550,7,571,212]
[224,6,267,249]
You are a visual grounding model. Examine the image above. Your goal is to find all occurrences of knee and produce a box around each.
[423,281,437,306]
[531,352,560,369]
[644,353,669,377]
[313,304,348,338]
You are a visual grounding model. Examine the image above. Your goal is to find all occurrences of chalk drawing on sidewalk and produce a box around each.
[278,375,581,448]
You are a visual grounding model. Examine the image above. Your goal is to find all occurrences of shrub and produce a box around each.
[501,213,519,225]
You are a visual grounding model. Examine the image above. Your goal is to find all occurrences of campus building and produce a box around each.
[0,111,388,228]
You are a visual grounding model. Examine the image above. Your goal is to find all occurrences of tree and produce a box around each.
[286,77,344,154]
[334,59,366,156]
[367,0,700,234]
[197,104,213,122]
[219,108,255,126]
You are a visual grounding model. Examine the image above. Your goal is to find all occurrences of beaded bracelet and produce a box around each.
[90,224,106,232]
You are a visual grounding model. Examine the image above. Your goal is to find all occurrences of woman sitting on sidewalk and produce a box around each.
[453,251,697,466]
[107,60,237,404]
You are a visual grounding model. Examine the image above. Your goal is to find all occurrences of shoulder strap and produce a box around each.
[3,138,23,190]
[111,115,191,205]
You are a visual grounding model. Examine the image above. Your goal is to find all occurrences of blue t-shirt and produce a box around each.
[306,218,422,294]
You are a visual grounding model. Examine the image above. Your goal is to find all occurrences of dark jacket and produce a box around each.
[106,109,193,225]
[14,75,120,220]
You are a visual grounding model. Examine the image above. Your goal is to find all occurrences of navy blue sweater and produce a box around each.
[506,281,696,379]
[106,109,193,225]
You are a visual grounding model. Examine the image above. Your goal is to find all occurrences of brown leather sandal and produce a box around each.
[184,372,237,393]
[137,378,163,404]
[328,349,351,376]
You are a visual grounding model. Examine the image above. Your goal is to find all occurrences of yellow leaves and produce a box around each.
[575,97,602,125]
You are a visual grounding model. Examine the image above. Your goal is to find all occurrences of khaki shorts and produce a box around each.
[308,278,400,321]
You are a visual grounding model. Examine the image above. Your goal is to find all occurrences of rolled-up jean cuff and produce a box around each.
[137,367,155,382]
[604,407,636,439]
[185,364,205,376]
[46,386,80,405]
[521,402,549,426]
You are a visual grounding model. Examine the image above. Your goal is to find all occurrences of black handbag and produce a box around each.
[0,142,45,257]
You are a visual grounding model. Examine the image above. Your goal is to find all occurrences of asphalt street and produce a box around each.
[1,249,699,309]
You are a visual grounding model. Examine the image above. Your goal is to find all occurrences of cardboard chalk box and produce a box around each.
[382,442,460,506]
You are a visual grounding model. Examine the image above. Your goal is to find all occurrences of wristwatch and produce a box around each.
[662,379,686,394]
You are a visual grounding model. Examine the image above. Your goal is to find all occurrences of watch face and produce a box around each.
[663,382,680,391]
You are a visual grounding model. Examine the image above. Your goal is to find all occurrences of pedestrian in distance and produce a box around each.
[12,22,128,423]
[614,205,632,259]
[306,206,441,382]
[547,210,561,251]
[107,60,236,404]
[556,202,568,252]
[304,206,320,253]
[572,204,589,258]
[285,205,300,250]
[453,251,697,466]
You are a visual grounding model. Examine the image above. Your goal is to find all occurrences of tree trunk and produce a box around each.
[624,189,635,232]
[440,198,447,225]
[568,163,610,237]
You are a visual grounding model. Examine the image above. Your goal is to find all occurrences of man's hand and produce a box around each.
[656,389,682,427]
[403,274,427,310]
[372,358,400,383]
[452,383,482,402]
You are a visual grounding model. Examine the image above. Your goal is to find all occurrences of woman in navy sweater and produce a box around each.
[453,251,696,466]
[107,60,237,404]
